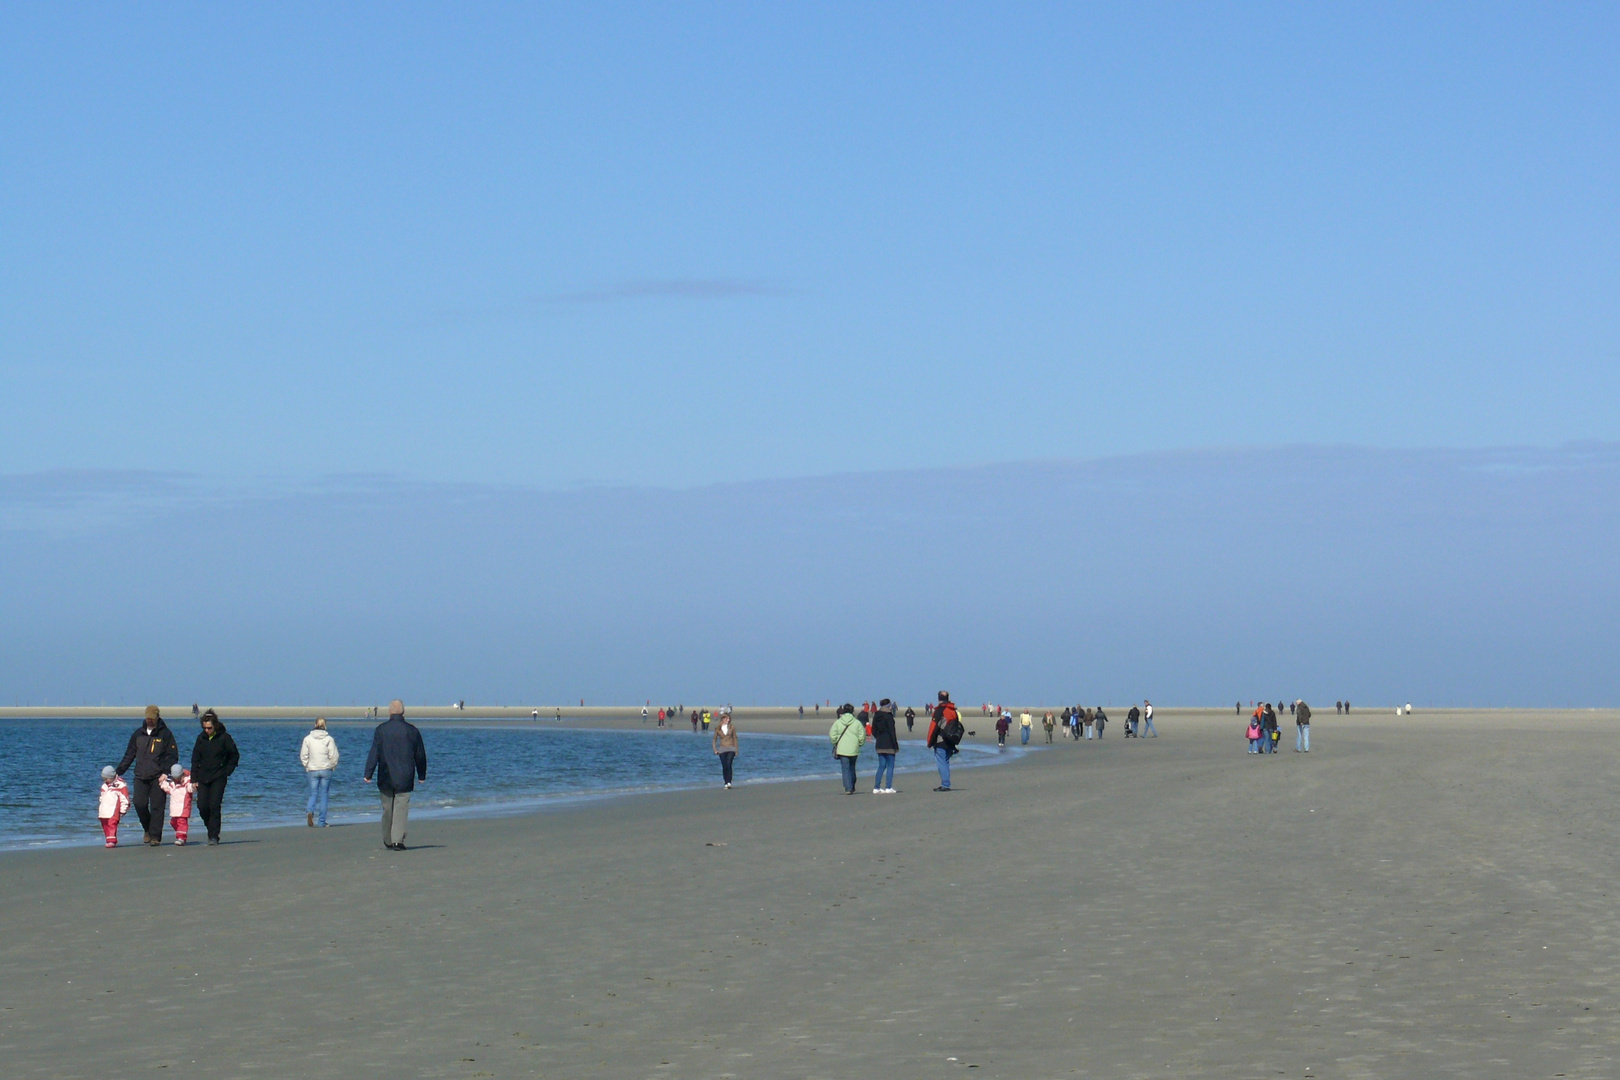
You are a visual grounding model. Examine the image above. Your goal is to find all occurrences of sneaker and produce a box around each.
[872,789,881,795]
[207,838,219,846]
[933,785,950,792]
[885,788,896,794]
[174,838,185,846]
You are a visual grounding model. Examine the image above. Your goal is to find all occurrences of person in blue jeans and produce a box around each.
[828,703,866,795]
[927,691,960,791]
[299,717,340,827]
[870,700,899,793]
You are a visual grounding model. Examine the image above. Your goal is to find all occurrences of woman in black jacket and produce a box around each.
[190,710,241,845]
[870,700,899,794]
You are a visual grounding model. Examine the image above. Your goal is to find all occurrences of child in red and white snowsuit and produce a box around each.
[98,766,131,847]
[159,764,196,846]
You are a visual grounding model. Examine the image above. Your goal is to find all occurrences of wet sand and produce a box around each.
[4,708,1618,1078]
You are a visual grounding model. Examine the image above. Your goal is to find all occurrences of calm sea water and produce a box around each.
[2,717,1030,850]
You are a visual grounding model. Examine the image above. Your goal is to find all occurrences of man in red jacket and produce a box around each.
[925,691,961,791]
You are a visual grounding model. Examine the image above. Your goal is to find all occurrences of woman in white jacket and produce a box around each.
[300,718,340,827]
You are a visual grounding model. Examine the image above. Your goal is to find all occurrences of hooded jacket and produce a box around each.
[160,771,195,818]
[190,721,241,784]
[870,706,899,754]
[364,714,428,794]
[300,728,341,771]
[829,711,866,757]
[98,777,132,819]
[116,720,180,781]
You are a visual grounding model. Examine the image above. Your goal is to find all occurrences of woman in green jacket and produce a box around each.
[828,703,866,795]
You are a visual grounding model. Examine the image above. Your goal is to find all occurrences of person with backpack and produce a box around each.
[925,691,961,791]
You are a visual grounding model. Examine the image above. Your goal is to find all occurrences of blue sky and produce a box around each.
[5,3,1617,487]
[3,6,1617,704]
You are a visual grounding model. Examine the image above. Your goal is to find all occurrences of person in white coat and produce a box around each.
[300,717,340,827]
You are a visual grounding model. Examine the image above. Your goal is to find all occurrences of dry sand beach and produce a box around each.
[4,708,1618,1079]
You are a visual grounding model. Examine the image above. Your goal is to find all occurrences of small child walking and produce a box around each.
[98,766,131,848]
[159,763,196,846]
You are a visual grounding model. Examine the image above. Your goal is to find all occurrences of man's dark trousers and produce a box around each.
[131,777,166,841]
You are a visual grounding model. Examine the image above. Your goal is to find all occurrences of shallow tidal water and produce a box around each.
[3,717,1030,849]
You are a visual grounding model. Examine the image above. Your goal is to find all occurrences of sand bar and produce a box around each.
[3,709,1617,1078]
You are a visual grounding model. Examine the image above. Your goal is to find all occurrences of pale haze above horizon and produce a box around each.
[2,6,1615,703]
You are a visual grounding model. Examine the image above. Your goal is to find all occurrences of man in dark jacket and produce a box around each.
[1294,700,1312,752]
[364,699,428,850]
[116,705,179,845]
[190,709,240,844]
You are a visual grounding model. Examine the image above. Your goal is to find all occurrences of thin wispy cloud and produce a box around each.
[546,278,790,303]
[427,278,792,325]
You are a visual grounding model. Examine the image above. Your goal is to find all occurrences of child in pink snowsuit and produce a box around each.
[98,766,131,847]
[159,764,196,846]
